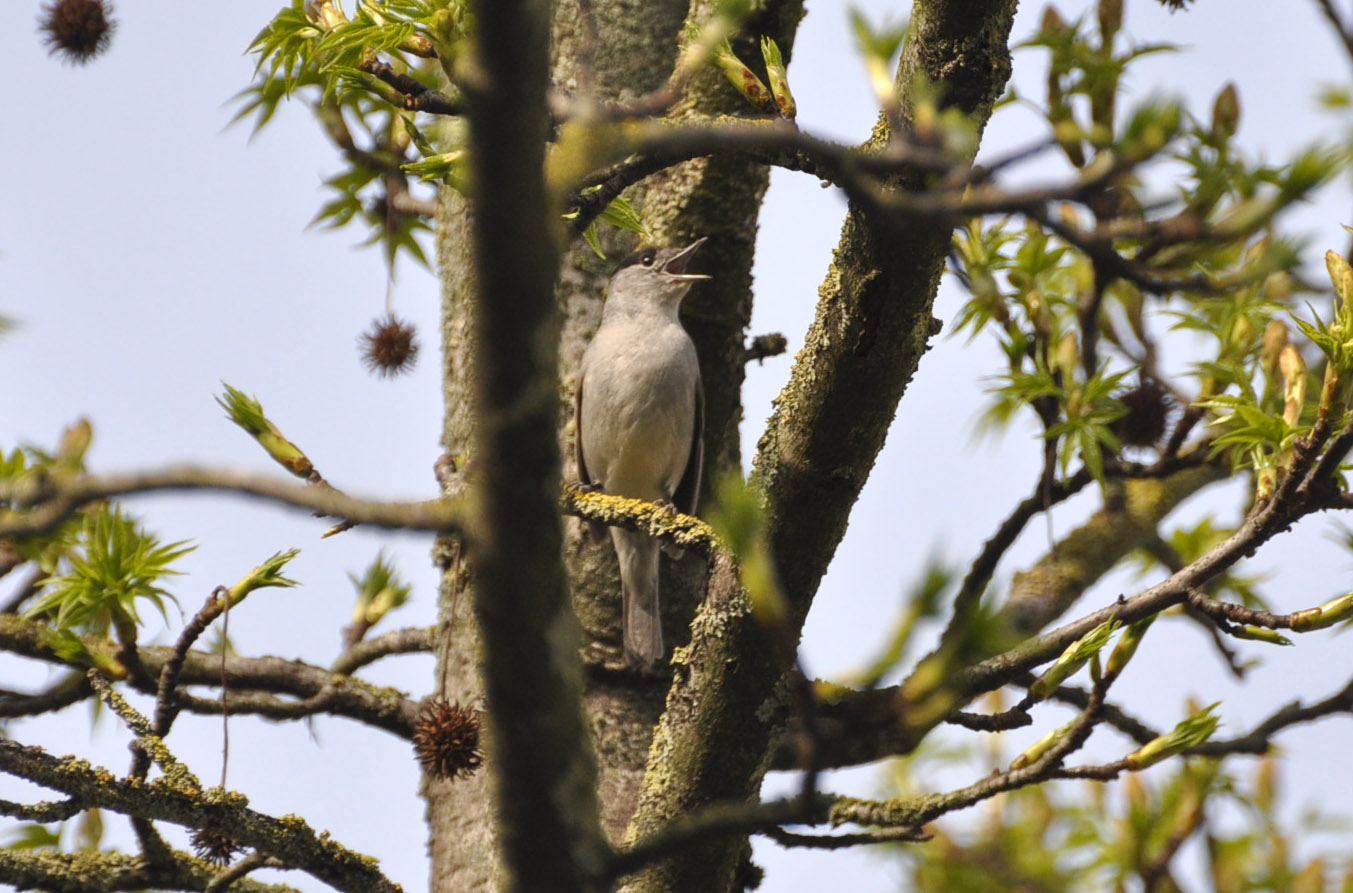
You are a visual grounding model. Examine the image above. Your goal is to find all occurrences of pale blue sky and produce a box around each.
[2,1,1351,890]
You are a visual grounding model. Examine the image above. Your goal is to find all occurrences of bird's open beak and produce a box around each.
[662,237,712,280]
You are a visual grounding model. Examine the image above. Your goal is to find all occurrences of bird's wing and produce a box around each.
[574,372,593,487]
[672,374,704,516]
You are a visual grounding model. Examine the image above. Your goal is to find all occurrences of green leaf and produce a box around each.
[581,224,605,259]
[705,475,785,630]
[247,0,325,93]
[4,823,62,850]
[597,193,648,238]
[24,507,194,635]
[848,7,908,62]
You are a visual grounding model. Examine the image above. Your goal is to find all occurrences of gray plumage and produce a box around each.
[575,239,707,668]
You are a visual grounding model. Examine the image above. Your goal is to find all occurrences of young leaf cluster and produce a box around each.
[237,1,468,272]
[23,506,193,635]
[349,550,412,628]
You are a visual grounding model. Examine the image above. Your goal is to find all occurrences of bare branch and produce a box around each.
[0,465,465,539]
[205,851,289,893]
[331,625,434,675]
[0,614,420,737]
[357,56,464,116]
[0,672,90,718]
[760,825,928,849]
[610,795,837,882]
[831,682,1107,830]
[1193,674,1353,757]
[0,795,83,822]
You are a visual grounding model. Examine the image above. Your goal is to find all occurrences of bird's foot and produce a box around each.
[655,499,686,559]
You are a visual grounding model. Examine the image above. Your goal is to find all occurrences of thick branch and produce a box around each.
[464,0,605,890]
[0,741,399,893]
[0,847,294,893]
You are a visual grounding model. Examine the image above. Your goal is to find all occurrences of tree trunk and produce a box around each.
[422,2,802,888]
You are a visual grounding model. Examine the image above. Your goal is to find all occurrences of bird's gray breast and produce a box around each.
[579,320,699,501]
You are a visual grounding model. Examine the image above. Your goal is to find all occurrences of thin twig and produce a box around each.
[330,625,434,675]
[1314,0,1353,64]
[154,587,231,738]
[205,851,282,893]
[609,795,835,881]
[0,672,90,718]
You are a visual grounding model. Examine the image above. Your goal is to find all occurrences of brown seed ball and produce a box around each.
[38,0,116,65]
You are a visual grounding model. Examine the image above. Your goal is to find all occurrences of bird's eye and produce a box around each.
[641,250,656,266]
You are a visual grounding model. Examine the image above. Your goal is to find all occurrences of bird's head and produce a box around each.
[606,238,710,313]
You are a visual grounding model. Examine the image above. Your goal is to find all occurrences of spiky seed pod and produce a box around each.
[359,314,419,378]
[1114,378,1172,448]
[190,828,243,865]
[38,0,116,65]
[413,699,483,781]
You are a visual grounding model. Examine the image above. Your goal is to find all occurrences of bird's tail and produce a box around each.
[612,529,663,668]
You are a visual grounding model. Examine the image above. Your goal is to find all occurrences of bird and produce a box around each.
[575,239,708,669]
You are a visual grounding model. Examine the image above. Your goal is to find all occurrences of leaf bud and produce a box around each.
[1125,702,1220,769]
[1028,620,1118,701]
[1278,344,1307,429]
[715,40,772,110]
[1289,591,1353,632]
[1040,5,1066,34]
[1211,82,1240,141]
[1327,249,1353,308]
[760,37,796,120]
[1105,615,1155,677]
[1010,719,1075,770]
[1096,0,1123,44]
[1230,625,1292,646]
